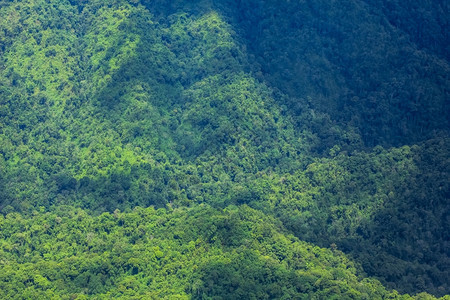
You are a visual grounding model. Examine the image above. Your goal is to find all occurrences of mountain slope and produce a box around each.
[0,0,448,297]
[0,204,444,299]
[210,0,449,148]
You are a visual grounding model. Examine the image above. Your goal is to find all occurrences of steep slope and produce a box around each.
[0,0,448,297]
[0,0,309,212]
[214,0,449,148]
[256,139,450,295]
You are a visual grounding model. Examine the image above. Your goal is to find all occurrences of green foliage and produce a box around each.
[0,0,448,298]
[254,139,450,295]
[0,205,442,299]
[216,0,449,148]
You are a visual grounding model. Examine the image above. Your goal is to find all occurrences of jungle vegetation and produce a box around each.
[0,0,448,298]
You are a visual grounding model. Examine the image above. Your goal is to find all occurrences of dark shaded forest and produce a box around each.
[0,0,448,298]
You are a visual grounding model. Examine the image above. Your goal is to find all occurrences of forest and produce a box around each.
[0,0,449,298]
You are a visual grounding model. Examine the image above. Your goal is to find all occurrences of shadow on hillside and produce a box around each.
[338,139,450,296]
[66,2,450,296]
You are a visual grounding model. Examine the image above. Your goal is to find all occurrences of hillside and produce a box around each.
[0,0,449,298]
[0,205,433,299]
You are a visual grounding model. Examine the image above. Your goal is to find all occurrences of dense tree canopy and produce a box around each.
[0,0,448,298]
